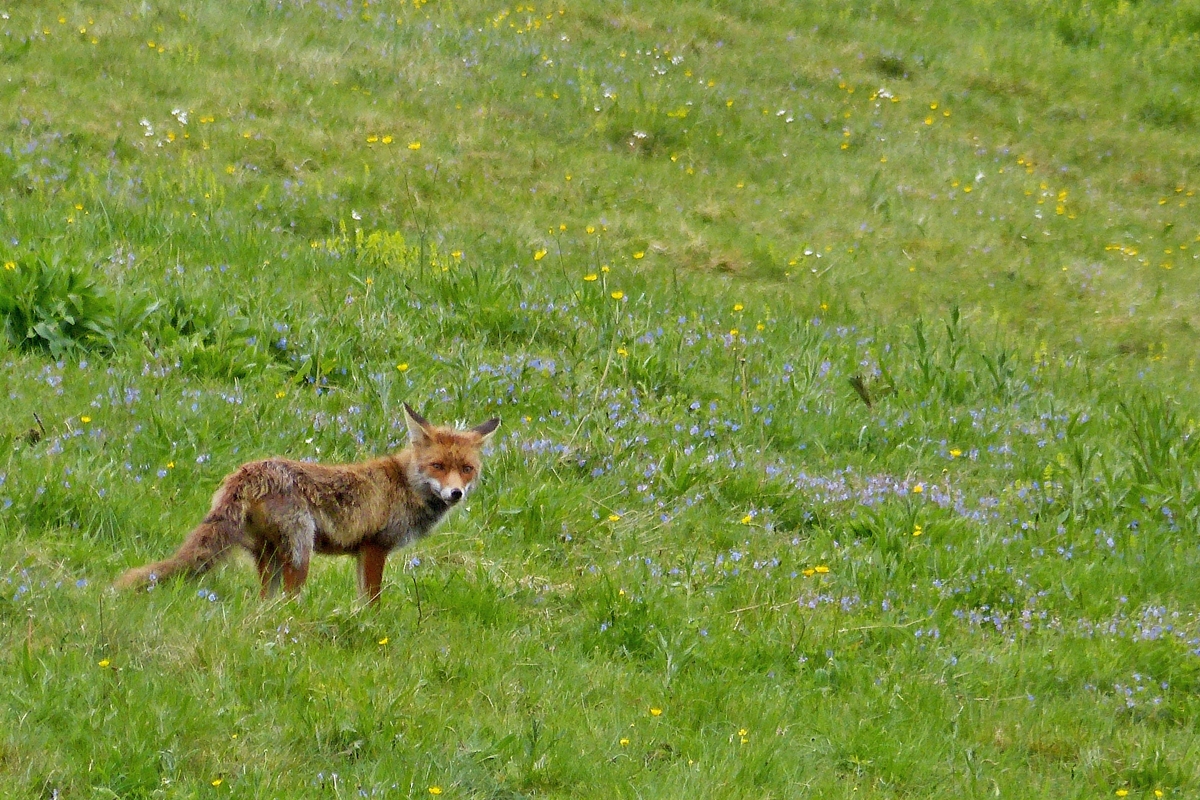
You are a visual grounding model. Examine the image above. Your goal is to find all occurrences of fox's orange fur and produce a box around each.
[115,404,499,603]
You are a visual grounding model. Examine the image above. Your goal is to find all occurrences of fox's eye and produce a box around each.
[430,462,445,471]
[461,465,474,475]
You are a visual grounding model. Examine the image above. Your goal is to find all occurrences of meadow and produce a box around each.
[2,0,1200,796]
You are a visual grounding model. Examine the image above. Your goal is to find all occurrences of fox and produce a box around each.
[114,403,500,604]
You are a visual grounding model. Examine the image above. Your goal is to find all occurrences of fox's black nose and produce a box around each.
[448,488,464,503]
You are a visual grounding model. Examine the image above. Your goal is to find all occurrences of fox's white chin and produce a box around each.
[425,477,467,504]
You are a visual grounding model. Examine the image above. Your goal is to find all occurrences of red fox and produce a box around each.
[115,404,499,603]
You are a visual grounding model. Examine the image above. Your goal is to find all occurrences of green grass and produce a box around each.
[2,0,1200,796]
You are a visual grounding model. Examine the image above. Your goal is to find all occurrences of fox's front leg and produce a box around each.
[357,543,388,605]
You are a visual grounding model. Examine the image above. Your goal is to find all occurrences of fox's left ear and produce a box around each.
[471,417,501,442]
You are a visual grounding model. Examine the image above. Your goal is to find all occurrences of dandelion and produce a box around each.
[533,249,547,261]
[98,659,110,668]
[586,225,596,234]
[1115,791,1128,798]
[397,363,409,372]
[949,448,962,458]
[650,707,662,716]
[741,514,753,524]
[3,261,14,270]
[608,513,621,522]
[912,483,924,494]
[814,565,830,574]
[633,251,645,259]
[912,524,922,537]
[802,568,816,577]
[611,291,624,300]
[378,637,389,645]
[408,141,421,150]
[733,303,744,312]
[366,135,379,143]
[212,778,223,786]
[583,273,598,282]
[738,728,749,744]
[80,415,92,423]
[382,135,393,144]
[275,390,287,399]
[619,738,630,746]
[428,788,442,796]
[729,328,739,336]
[616,347,628,356]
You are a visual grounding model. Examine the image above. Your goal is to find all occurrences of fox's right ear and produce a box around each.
[403,403,433,444]
[471,417,501,442]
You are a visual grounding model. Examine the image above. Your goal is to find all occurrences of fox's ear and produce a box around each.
[403,403,433,444]
[471,417,501,442]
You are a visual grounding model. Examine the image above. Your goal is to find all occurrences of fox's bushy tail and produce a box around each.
[115,492,247,590]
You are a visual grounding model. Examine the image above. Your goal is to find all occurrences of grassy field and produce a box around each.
[2,0,1200,796]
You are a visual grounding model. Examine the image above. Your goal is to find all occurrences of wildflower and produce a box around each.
[3,261,14,270]
[814,565,830,574]
[650,707,662,716]
[733,303,744,312]
[601,264,610,273]
[633,251,645,259]
[583,273,598,282]
[608,513,621,522]
[397,363,409,372]
[729,329,739,337]
[366,135,379,143]
[611,291,624,300]
[586,225,596,234]
[429,788,442,796]
[741,514,753,524]
[802,568,816,577]
[408,141,421,150]
[80,415,92,423]
[1115,792,1128,798]
[275,390,287,399]
[533,249,547,261]
[378,637,389,645]
[911,484,924,494]
[616,347,628,356]
[619,738,630,746]
[913,524,922,537]
[98,659,110,668]
[949,448,962,458]
[212,779,223,787]
[738,728,749,744]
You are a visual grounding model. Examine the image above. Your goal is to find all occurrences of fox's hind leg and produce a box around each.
[248,495,315,598]
[254,543,284,598]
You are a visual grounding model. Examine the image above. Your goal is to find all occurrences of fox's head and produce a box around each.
[403,403,500,506]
